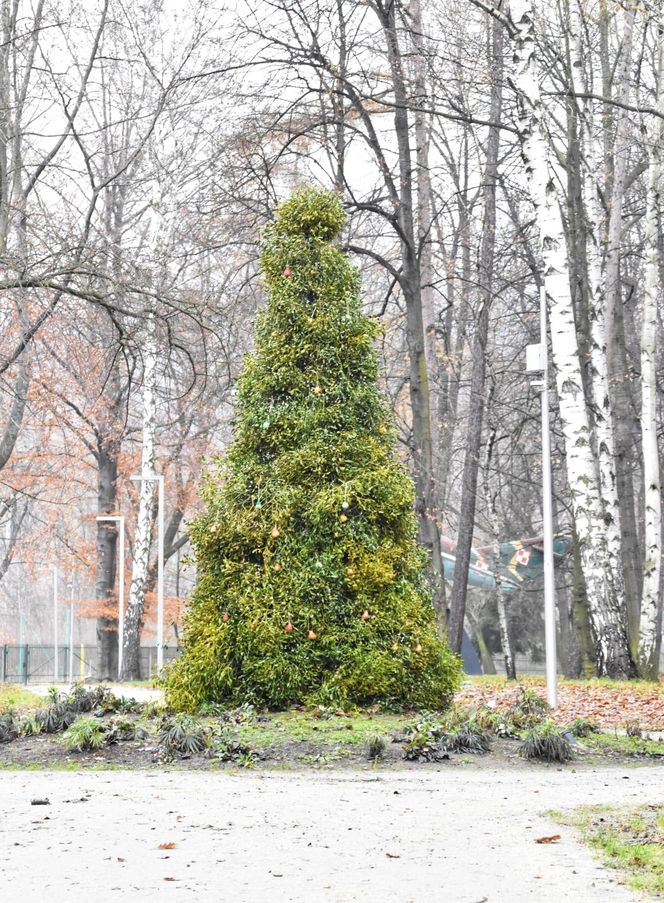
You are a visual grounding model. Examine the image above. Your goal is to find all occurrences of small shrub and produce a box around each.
[0,709,19,743]
[35,702,78,734]
[18,716,39,737]
[209,727,255,763]
[158,714,210,758]
[439,718,491,754]
[63,717,105,752]
[567,717,600,738]
[624,720,643,739]
[507,687,549,728]
[366,734,387,761]
[218,703,259,726]
[105,717,142,744]
[402,712,448,762]
[518,719,573,763]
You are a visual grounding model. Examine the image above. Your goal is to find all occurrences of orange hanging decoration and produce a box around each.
[308,629,317,640]
[284,622,294,633]
[283,266,292,277]
[360,610,370,622]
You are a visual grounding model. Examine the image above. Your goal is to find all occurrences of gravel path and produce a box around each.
[1,765,660,902]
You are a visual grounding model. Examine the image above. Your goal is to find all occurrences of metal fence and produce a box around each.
[0,644,182,684]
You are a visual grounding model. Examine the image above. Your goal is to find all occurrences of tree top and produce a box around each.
[273,186,345,242]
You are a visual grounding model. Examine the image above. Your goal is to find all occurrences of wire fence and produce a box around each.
[0,644,182,684]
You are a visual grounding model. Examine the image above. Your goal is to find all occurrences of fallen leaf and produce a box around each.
[30,798,50,806]
[163,877,177,882]
[385,852,400,859]
[535,834,561,844]
[159,842,176,850]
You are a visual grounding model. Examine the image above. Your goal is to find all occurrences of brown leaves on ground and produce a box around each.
[534,834,561,844]
[158,842,176,850]
[456,678,664,729]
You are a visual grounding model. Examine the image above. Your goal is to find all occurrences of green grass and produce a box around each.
[552,804,664,897]
[233,710,407,750]
[584,732,664,758]
[0,685,44,711]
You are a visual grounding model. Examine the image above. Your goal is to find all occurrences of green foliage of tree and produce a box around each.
[165,186,461,711]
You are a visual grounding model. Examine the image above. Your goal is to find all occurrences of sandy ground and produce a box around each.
[0,765,660,902]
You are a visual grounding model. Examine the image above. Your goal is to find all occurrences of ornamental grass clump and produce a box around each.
[62,717,105,752]
[157,714,210,758]
[164,186,461,712]
[518,718,573,763]
[0,709,20,744]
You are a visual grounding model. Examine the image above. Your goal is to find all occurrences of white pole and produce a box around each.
[540,285,558,708]
[68,579,75,685]
[157,475,165,673]
[53,565,59,683]
[118,517,125,680]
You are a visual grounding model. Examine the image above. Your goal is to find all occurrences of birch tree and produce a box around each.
[509,0,636,677]
[638,2,664,678]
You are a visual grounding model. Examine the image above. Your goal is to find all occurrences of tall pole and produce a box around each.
[157,475,165,673]
[53,565,59,683]
[540,286,557,708]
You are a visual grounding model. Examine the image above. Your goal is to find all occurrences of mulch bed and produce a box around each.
[456,679,664,730]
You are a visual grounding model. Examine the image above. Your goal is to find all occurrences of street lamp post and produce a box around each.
[130,474,165,674]
[96,515,126,679]
[526,285,558,708]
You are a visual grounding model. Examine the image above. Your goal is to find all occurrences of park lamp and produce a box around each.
[525,286,557,709]
[130,473,165,674]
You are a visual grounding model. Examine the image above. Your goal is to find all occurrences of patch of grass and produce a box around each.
[585,731,664,758]
[234,709,408,750]
[0,685,43,711]
[554,804,664,897]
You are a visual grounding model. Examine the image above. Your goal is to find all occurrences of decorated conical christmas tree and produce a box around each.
[165,187,461,711]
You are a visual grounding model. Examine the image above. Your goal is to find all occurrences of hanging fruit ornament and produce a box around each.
[378,425,387,435]
[284,622,294,634]
[272,562,282,573]
[346,567,355,577]
[223,612,230,623]
[271,526,280,539]
[415,643,423,653]
[339,514,348,523]
[391,642,399,652]
[307,629,317,641]
[283,266,292,277]
[313,384,323,395]
[209,524,219,534]
[360,610,370,622]
[341,501,349,510]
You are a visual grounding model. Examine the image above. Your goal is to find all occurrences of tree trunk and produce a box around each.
[378,0,445,624]
[121,313,158,679]
[510,0,636,677]
[638,11,663,678]
[95,437,119,679]
[447,15,503,653]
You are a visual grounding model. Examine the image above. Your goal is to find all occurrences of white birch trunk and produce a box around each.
[569,1,627,628]
[638,9,664,677]
[121,309,158,678]
[510,0,635,677]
